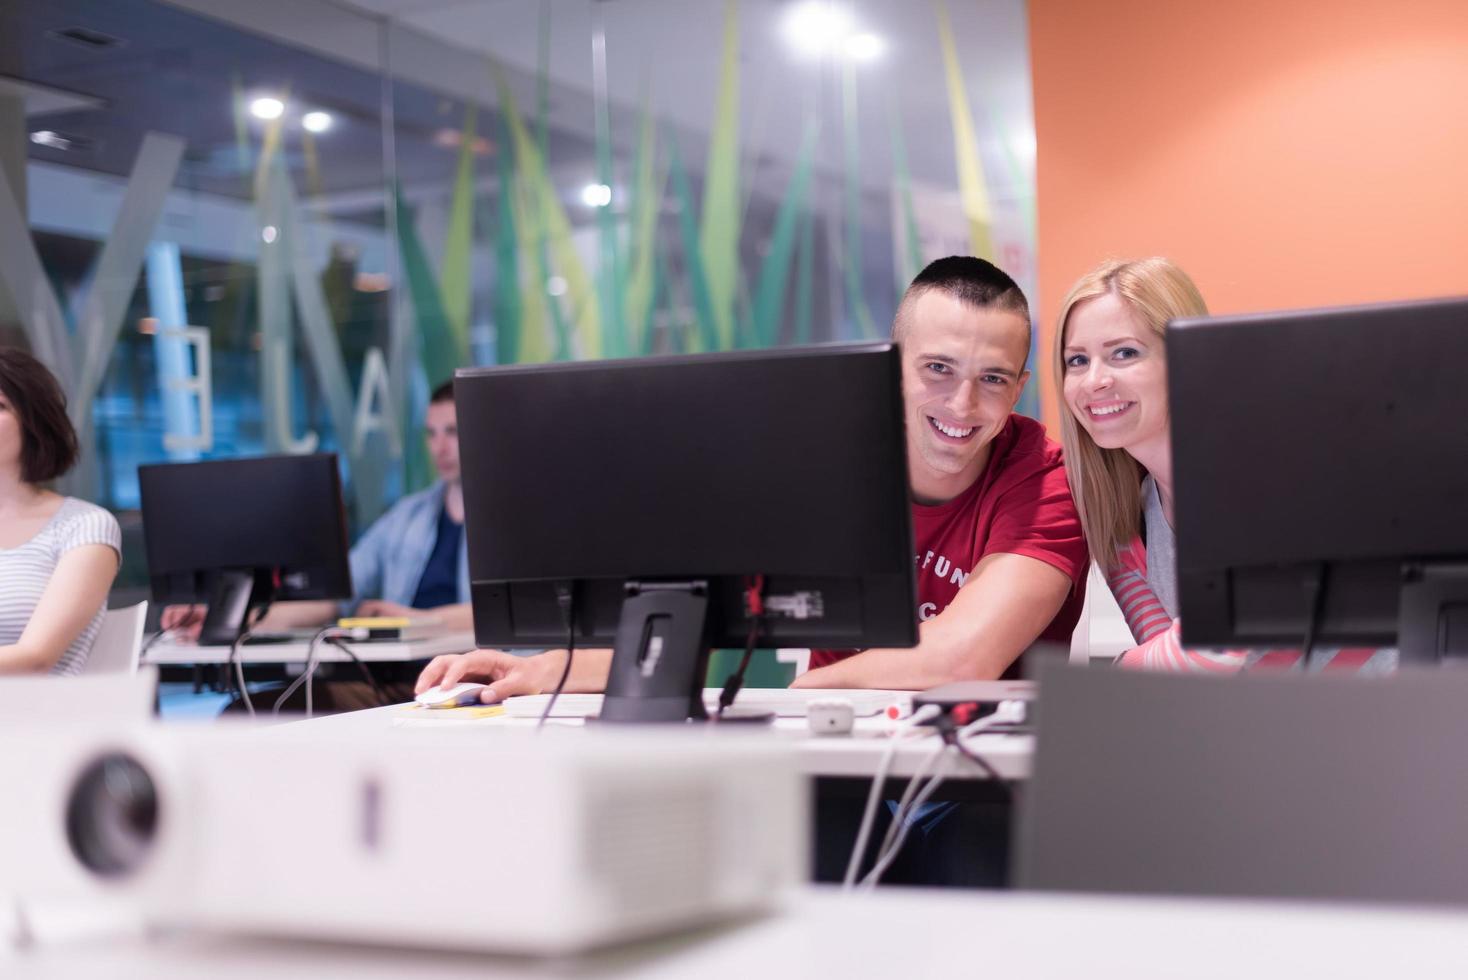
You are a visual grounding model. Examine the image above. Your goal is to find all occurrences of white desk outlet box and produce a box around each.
[1,723,806,954]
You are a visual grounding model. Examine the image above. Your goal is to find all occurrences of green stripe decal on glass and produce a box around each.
[699,0,741,351]
[751,122,819,349]
[441,106,476,366]
[669,137,720,353]
[493,64,601,359]
[935,0,995,260]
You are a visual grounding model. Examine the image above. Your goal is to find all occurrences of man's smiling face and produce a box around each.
[898,289,1031,505]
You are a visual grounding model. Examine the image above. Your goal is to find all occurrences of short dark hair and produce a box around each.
[892,255,1032,353]
[0,346,79,484]
[429,380,455,405]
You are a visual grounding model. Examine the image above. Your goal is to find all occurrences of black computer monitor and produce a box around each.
[454,343,918,722]
[139,453,353,645]
[1168,295,1468,664]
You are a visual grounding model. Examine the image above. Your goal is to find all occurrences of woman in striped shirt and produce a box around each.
[1052,259,1393,673]
[0,348,120,675]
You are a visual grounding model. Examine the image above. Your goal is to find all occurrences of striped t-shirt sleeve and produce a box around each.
[0,499,121,677]
[55,502,123,557]
[50,499,122,676]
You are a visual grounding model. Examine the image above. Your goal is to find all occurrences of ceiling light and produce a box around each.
[30,130,74,150]
[301,111,332,133]
[261,225,278,244]
[249,96,285,121]
[546,276,568,297]
[581,183,612,208]
[782,1,853,58]
[845,32,885,62]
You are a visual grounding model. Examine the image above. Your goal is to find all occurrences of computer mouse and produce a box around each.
[414,682,490,708]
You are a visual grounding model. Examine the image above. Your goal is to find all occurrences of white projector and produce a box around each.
[1,722,806,954]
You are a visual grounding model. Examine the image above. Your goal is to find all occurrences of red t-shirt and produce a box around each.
[809,414,1089,679]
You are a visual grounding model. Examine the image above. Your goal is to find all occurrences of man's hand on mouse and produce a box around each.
[415,649,564,704]
[159,604,205,643]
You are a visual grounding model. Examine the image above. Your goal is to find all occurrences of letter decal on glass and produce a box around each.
[352,347,401,457]
[265,338,319,454]
[161,326,214,454]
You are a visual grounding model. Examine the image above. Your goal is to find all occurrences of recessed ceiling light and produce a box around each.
[782,1,853,58]
[301,111,332,133]
[581,183,612,208]
[249,96,285,121]
[845,32,885,62]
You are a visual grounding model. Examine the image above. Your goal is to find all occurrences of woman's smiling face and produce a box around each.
[1061,291,1170,454]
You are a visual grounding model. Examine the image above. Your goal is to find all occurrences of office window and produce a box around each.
[0,0,1037,600]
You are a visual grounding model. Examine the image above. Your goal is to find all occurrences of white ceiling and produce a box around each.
[335,0,1036,202]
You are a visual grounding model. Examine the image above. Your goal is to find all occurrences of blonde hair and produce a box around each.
[1052,257,1208,568]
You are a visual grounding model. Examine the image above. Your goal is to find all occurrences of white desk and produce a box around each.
[289,696,1035,781]
[12,886,1468,979]
[141,632,476,666]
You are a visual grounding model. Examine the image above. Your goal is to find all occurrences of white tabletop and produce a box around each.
[12,886,1468,979]
[287,696,1034,781]
[141,632,477,666]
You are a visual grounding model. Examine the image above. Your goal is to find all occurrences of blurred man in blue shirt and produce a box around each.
[166,381,469,635]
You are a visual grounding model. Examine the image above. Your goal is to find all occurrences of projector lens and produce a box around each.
[66,753,159,877]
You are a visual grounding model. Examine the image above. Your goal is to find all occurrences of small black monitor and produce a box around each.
[139,453,353,644]
[1168,295,1468,664]
[454,343,918,721]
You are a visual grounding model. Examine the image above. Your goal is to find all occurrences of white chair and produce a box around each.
[1070,563,1134,665]
[83,601,148,675]
[775,648,811,677]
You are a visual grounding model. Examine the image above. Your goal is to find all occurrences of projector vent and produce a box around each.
[580,777,716,919]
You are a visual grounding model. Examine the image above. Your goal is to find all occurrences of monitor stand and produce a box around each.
[1399,563,1468,665]
[599,580,712,723]
[198,570,260,647]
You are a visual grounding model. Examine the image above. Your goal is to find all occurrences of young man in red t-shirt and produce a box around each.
[417,257,1088,700]
[795,256,1088,686]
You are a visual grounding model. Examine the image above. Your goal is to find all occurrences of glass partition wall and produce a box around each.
[0,0,1038,635]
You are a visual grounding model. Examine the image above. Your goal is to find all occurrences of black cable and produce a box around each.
[1300,562,1330,672]
[538,583,577,730]
[138,603,198,662]
[940,729,1006,786]
[717,576,765,719]
[717,621,761,720]
[327,637,393,707]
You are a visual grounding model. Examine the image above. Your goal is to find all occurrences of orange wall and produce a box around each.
[1029,0,1468,430]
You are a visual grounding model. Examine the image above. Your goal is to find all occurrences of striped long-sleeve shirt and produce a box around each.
[1104,537,1395,673]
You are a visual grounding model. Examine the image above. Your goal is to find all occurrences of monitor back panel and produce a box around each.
[1168,296,1468,645]
[139,453,351,602]
[1017,665,1468,905]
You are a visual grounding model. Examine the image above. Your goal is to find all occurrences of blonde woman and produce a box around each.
[1054,258,1393,672]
